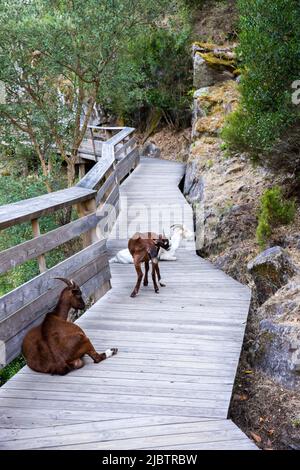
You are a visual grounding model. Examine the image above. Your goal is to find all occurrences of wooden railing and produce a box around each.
[0,127,139,367]
[78,125,134,162]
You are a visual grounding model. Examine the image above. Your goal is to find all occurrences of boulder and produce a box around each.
[199,203,257,259]
[256,277,300,391]
[216,203,257,245]
[142,142,161,159]
[183,159,204,204]
[247,246,298,304]
[193,53,216,88]
[214,248,249,284]
[192,42,237,88]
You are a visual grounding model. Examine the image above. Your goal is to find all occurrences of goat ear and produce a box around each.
[54,277,72,288]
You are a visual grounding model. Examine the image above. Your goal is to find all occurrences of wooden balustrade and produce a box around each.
[0,127,140,367]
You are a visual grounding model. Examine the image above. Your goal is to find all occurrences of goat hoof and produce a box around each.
[160,282,166,287]
[111,348,118,356]
[130,292,137,298]
[155,289,159,294]
[143,281,148,286]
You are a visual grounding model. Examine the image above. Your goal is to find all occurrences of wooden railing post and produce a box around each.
[77,197,98,247]
[112,149,118,185]
[89,127,97,161]
[31,218,47,273]
[78,163,86,179]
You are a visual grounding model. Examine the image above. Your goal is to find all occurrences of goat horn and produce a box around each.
[70,279,76,288]
[54,277,73,287]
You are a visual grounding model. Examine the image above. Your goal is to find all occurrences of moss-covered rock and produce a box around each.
[193,81,239,138]
[198,52,235,69]
[192,41,237,61]
[192,41,238,88]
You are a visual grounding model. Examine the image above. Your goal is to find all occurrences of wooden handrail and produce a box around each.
[104,127,135,146]
[77,147,115,190]
[0,213,100,275]
[0,187,96,231]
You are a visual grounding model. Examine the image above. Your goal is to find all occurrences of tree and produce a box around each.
[0,0,171,190]
[100,26,192,130]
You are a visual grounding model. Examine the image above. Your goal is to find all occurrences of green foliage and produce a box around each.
[182,0,205,8]
[0,172,67,296]
[292,418,300,428]
[0,355,26,387]
[100,15,192,128]
[223,0,300,157]
[256,186,296,248]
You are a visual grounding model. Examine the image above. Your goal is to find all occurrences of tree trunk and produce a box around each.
[28,128,53,193]
[67,159,76,187]
[34,152,52,193]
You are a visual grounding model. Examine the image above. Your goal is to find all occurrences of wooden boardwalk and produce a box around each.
[0,158,256,449]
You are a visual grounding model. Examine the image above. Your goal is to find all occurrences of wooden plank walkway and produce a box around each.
[0,158,256,449]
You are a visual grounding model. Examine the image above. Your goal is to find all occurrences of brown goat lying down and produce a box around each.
[22,278,117,375]
[128,231,170,298]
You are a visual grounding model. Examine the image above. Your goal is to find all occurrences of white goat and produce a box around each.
[110,224,194,263]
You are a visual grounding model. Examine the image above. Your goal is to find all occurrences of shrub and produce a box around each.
[182,0,205,7]
[223,0,300,160]
[256,186,296,248]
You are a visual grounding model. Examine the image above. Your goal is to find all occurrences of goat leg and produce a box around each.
[155,262,166,287]
[82,341,118,363]
[131,262,143,297]
[80,338,117,363]
[91,348,118,363]
[66,334,116,364]
[151,262,159,293]
[143,260,149,286]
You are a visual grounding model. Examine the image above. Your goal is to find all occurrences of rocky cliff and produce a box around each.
[184,27,300,450]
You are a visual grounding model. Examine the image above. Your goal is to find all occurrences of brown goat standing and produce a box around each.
[22,278,117,375]
[128,232,170,298]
